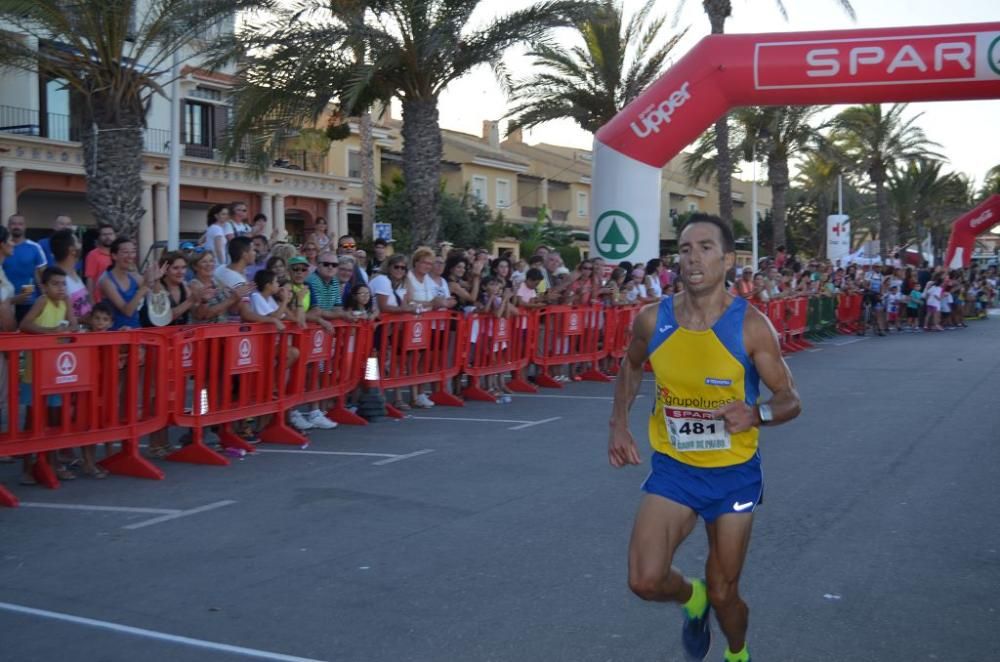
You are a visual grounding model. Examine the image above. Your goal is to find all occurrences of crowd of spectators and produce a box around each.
[729,245,998,335]
[2,211,998,484]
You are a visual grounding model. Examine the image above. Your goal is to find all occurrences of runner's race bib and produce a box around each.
[664,407,730,452]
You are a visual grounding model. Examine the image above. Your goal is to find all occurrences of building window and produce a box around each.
[184,101,212,146]
[688,202,698,212]
[496,178,510,208]
[347,150,361,178]
[471,176,488,204]
[577,191,588,217]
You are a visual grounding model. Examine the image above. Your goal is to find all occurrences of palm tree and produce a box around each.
[678,0,855,229]
[685,105,824,250]
[978,164,1000,202]
[890,160,971,255]
[0,0,262,238]
[831,103,942,257]
[226,0,592,248]
[505,0,686,134]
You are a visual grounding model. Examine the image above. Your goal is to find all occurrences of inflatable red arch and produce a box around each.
[944,194,1000,268]
[590,22,1000,265]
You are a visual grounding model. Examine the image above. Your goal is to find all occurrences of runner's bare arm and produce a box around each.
[713,307,801,433]
[608,303,656,467]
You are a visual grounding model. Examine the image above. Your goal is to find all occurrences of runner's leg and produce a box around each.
[705,513,755,655]
[628,494,698,602]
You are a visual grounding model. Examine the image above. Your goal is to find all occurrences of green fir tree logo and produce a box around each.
[594,210,639,260]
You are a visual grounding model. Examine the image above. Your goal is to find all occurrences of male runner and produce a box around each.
[608,214,801,662]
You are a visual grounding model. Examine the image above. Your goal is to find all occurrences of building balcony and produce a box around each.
[0,104,328,174]
[520,205,569,222]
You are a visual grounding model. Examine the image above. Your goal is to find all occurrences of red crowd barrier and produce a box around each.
[166,323,305,466]
[370,311,467,417]
[532,305,612,388]
[0,302,702,506]
[0,330,168,505]
[765,300,794,354]
[784,297,813,350]
[462,311,537,401]
[289,321,373,426]
[837,293,863,334]
[604,305,642,375]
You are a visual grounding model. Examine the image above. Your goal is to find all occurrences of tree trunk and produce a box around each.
[401,97,443,248]
[81,97,145,240]
[873,176,894,259]
[769,153,789,250]
[704,1,733,229]
[359,111,377,238]
[714,118,734,230]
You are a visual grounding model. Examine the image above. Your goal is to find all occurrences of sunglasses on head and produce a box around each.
[320,261,339,268]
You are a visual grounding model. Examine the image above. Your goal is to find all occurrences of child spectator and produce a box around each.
[884,285,901,332]
[344,283,377,320]
[906,283,923,331]
[19,267,80,483]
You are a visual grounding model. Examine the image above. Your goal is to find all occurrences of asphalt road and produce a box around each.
[1,317,999,662]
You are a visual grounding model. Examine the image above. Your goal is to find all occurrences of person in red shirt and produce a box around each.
[84,222,115,302]
[774,245,787,271]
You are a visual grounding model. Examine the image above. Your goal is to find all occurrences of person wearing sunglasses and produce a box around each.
[305,251,352,321]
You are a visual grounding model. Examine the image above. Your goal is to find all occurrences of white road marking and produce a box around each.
[829,338,866,347]
[122,500,236,531]
[507,416,563,431]
[410,416,530,424]
[255,449,398,458]
[507,394,639,401]
[19,503,178,515]
[0,601,328,662]
[372,449,436,465]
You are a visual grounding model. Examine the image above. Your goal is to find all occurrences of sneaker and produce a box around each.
[289,410,314,431]
[307,409,338,429]
[682,580,712,660]
[414,393,436,408]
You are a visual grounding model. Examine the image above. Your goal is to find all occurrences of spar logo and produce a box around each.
[411,321,423,343]
[990,35,1000,76]
[629,81,691,138]
[594,210,639,260]
[55,351,78,384]
[237,337,253,367]
[181,342,193,369]
[969,209,994,230]
[756,34,977,89]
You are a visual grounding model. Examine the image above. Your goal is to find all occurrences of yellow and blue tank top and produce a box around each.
[647,296,760,468]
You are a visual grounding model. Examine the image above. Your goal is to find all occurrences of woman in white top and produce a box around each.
[204,204,231,266]
[50,229,92,322]
[644,258,664,299]
[407,247,451,311]
[369,253,437,410]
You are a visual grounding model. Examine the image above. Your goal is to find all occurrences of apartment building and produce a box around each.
[380,118,771,257]
[0,5,363,253]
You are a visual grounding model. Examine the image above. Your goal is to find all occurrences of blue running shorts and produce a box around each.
[641,451,764,522]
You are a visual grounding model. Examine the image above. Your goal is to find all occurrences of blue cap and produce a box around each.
[180,241,196,250]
